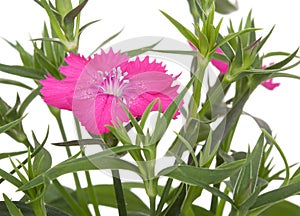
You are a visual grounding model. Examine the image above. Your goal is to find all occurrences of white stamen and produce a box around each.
[98,67,129,97]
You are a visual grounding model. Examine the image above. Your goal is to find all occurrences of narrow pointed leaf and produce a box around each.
[79,19,101,35]
[0,116,26,134]
[160,10,199,50]
[159,159,244,185]
[19,145,142,190]
[0,79,32,90]
[18,87,42,116]
[90,28,124,55]
[251,181,300,209]
[215,0,238,14]
[0,150,27,160]
[3,194,23,216]
[0,64,44,80]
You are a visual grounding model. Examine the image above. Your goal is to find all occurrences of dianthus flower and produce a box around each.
[41,49,180,134]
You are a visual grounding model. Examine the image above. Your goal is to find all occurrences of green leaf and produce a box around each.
[18,87,41,116]
[19,145,142,191]
[56,0,72,16]
[231,37,243,72]
[52,138,106,146]
[79,19,101,36]
[159,160,244,185]
[243,112,272,136]
[266,48,299,69]
[191,205,214,216]
[0,64,44,80]
[0,116,26,134]
[0,168,23,187]
[90,28,124,55]
[42,23,58,67]
[39,0,67,42]
[233,134,265,207]
[3,194,23,216]
[45,184,149,215]
[0,150,27,160]
[0,78,33,90]
[32,130,52,175]
[2,39,34,68]
[63,0,88,38]
[64,0,88,26]
[124,40,162,58]
[250,181,300,210]
[212,28,260,56]
[35,51,62,80]
[175,132,198,166]
[215,0,238,14]
[0,201,69,216]
[160,10,199,50]
[258,201,300,216]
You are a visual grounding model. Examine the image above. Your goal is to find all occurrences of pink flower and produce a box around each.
[41,48,180,134]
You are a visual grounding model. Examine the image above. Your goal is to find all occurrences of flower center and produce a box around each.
[98,66,129,97]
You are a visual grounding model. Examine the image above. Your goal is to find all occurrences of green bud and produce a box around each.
[56,0,73,17]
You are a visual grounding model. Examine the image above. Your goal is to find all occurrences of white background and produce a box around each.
[0,0,300,214]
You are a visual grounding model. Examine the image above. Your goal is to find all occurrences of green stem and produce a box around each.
[149,195,156,216]
[216,186,229,216]
[74,117,101,216]
[188,56,209,119]
[112,170,127,216]
[55,113,91,215]
[30,197,47,216]
[156,178,173,214]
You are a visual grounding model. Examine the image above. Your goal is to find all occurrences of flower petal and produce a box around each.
[123,70,180,118]
[40,53,89,110]
[121,56,167,79]
[211,48,228,74]
[261,79,280,90]
[72,49,129,134]
[90,48,128,74]
[73,93,128,134]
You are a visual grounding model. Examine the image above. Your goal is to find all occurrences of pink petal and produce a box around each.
[261,79,280,90]
[40,53,89,110]
[89,48,129,74]
[127,92,181,118]
[121,56,167,79]
[122,57,180,118]
[73,93,128,134]
[211,48,228,74]
[188,41,197,51]
[72,49,129,134]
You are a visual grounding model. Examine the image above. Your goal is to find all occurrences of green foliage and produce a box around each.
[3,194,24,216]
[0,200,69,216]
[1,0,300,216]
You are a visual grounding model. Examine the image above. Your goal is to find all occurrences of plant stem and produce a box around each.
[74,117,101,216]
[156,178,173,214]
[55,113,91,215]
[112,170,127,216]
[216,186,229,216]
[188,56,209,119]
[149,195,156,216]
[30,197,47,216]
